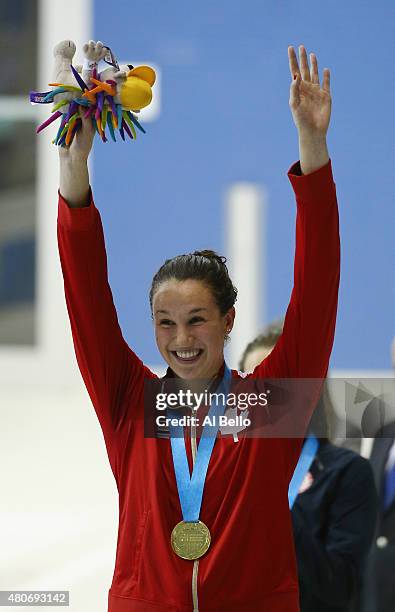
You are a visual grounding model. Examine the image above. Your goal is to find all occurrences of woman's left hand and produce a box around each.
[288,45,331,138]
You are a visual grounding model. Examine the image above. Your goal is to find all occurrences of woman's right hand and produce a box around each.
[58,112,95,207]
[58,110,95,163]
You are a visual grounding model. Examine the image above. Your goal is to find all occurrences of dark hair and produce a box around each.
[149,249,238,316]
[238,319,284,371]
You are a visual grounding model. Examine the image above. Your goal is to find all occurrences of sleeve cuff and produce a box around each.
[57,187,98,231]
[287,159,336,202]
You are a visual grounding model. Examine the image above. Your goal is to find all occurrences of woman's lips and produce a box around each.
[171,349,203,364]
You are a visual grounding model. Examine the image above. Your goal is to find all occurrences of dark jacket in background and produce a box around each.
[292,440,378,612]
[362,422,395,612]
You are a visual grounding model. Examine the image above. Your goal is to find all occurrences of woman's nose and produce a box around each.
[175,326,194,347]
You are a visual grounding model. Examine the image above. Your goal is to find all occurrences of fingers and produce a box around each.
[288,46,300,80]
[289,73,301,108]
[322,68,331,93]
[288,45,329,90]
[80,110,95,133]
[310,53,319,85]
[299,46,310,81]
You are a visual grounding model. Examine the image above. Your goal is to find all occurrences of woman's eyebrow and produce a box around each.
[155,308,208,315]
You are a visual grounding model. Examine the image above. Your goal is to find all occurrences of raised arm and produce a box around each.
[57,85,155,455]
[254,46,340,380]
[58,40,100,209]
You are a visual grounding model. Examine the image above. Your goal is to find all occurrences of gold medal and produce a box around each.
[171,520,211,560]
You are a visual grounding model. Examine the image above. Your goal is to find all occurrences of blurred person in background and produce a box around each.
[361,335,395,612]
[240,322,378,612]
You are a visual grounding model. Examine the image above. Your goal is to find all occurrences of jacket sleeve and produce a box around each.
[292,455,378,606]
[57,190,156,450]
[246,160,340,472]
[253,159,340,380]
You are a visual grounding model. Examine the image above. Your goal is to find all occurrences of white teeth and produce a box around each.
[175,350,200,359]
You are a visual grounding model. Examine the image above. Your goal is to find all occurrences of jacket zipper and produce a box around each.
[191,411,199,612]
[189,375,216,612]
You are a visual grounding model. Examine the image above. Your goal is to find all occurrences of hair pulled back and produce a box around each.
[238,319,284,372]
[149,249,237,316]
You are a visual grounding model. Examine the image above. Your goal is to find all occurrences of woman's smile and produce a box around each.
[152,278,234,379]
[171,348,204,363]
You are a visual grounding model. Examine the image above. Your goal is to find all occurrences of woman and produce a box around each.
[57,45,340,611]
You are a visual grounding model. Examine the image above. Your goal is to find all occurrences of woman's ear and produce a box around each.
[224,307,236,334]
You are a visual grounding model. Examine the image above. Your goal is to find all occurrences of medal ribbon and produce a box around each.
[168,364,231,522]
[288,434,319,508]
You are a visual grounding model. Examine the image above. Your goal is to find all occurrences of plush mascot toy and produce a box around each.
[30,40,156,146]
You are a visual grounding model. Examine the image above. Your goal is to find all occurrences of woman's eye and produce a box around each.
[159,319,174,327]
[190,317,205,325]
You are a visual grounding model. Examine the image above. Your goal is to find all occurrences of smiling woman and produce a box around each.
[150,250,236,379]
[57,43,340,612]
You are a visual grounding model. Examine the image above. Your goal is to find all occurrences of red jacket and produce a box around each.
[57,160,340,611]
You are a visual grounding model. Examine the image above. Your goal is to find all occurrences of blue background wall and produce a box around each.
[92,0,394,369]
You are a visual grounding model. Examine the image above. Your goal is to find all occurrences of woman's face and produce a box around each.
[152,278,235,380]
